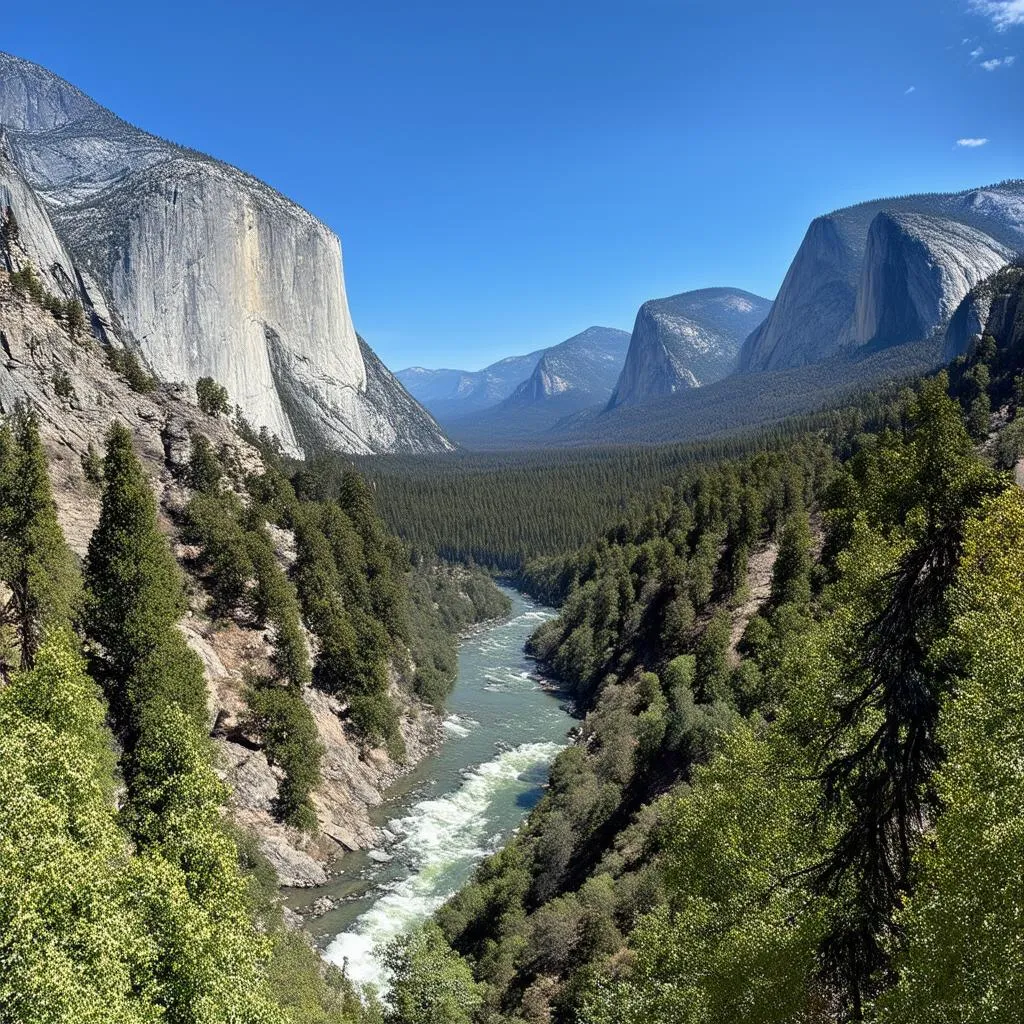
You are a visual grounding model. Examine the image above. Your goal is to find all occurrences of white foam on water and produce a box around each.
[442,715,473,738]
[323,739,563,990]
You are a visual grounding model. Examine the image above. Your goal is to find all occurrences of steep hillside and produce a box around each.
[610,287,771,407]
[0,51,451,457]
[739,180,1024,372]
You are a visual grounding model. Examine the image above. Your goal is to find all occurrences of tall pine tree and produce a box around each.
[83,421,206,735]
[0,414,80,671]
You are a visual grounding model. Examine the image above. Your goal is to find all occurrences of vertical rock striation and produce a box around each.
[739,181,1024,372]
[0,51,451,456]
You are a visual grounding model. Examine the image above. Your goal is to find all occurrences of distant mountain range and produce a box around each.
[404,179,1024,450]
[397,350,547,423]
[398,327,629,429]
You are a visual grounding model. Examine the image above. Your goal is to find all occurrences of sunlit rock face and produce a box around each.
[739,181,1024,373]
[609,288,771,408]
[0,51,451,455]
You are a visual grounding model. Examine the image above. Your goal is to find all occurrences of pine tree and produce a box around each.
[83,422,205,732]
[0,414,80,670]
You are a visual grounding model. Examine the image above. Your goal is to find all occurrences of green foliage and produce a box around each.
[81,440,105,485]
[182,489,253,618]
[107,346,157,393]
[84,422,190,696]
[188,433,224,492]
[404,561,511,707]
[389,333,1024,1023]
[52,368,74,399]
[0,629,285,1024]
[0,414,81,669]
[196,375,231,416]
[381,922,483,1024]
[768,510,812,608]
[352,377,928,575]
[244,679,324,830]
[9,262,46,304]
[63,297,87,339]
[267,929,370,1024]
[876,489,1024,1024]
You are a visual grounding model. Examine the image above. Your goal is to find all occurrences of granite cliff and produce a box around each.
[739,181,1024,372]
[0,51,451,457]
[609,288,771,408]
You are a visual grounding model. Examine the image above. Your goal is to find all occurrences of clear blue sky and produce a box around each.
[5,1,1022,370]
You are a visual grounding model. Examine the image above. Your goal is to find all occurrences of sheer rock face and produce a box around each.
[609,288,772,408]
[852,212,1013,350]
[0,52,451,456]
[739,181,1024,372]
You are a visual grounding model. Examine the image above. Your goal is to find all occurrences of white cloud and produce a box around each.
[970,45,985,57]
[905,84,917,93]
[969,1,1024,31]
[980,54,1017,67]
[956,137,990,146]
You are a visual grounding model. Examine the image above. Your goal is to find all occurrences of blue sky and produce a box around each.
[5,1,1022,370]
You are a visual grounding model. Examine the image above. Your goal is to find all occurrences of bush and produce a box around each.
[196,376,231,416]
[52,369,74,400]
[107,348,156,393]
[244,679,323,830]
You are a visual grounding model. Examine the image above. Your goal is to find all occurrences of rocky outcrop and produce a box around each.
[0,51,451,457]
[943,263,1024,361]
[739,181,1024,372]
[199,618,441,887]
[610,288,771,408]
[506,326,629,404]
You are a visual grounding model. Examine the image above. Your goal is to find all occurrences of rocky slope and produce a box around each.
[739,181,1024,372]
[0,268,443,886]
[0,51,451,457]
[943,261,1024,361]
[609,287,772,408]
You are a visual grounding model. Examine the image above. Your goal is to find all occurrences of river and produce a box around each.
[294,587,572,989]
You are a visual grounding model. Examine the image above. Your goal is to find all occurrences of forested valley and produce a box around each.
[0,375,508,1021]
[365,267,1024,1024]
[2,245,1022,1024]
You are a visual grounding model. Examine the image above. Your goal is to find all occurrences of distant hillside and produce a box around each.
[397,349,546,423]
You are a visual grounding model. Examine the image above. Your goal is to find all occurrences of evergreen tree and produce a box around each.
[0,414,80,670]
[83,422,205,733]
[769,510,812,608]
